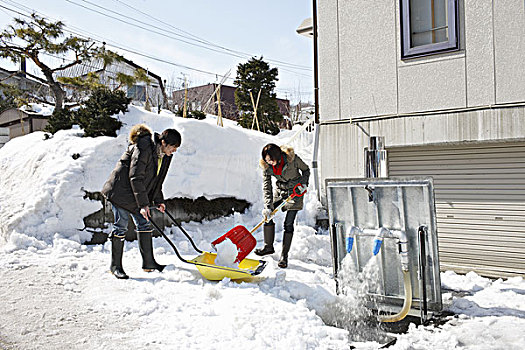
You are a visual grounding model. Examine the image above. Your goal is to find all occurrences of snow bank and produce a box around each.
[0,106,281,248]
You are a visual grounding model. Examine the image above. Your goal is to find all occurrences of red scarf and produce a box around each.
[272,155,284,175]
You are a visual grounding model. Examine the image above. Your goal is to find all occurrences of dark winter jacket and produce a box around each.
[260,145,310,211]
[102,124,172,213]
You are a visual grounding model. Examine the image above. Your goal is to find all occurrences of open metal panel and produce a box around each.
[326,177,442,318]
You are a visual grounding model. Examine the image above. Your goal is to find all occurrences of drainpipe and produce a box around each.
[312,0,321,201]
[365,136,388,178]
[312,0,319,125]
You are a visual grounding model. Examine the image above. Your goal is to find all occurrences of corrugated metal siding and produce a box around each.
[388,142,525,278]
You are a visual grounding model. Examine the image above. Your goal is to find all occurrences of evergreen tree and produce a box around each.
[75,87,130,137]
[45,108,74,134]
[234,57,282,135]
[0,13,118,112]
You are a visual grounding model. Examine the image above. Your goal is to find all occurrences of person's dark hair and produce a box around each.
[262,143,282,164]
[160,128,181,147]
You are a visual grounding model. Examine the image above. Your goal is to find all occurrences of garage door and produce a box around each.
[388,142,525,277]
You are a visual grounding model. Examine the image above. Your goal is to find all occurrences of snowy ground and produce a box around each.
[1,226,525,350]
[1,106,524,349]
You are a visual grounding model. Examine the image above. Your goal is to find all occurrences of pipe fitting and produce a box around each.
[346,226,360,253]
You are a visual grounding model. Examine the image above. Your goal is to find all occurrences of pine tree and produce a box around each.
[75,88,129,137]
[45,108,74,134]
[0,13,117,112]
[234,57,282,135]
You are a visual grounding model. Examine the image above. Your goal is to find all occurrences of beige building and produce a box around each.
[0,108,49,142]
[305,0,525,277]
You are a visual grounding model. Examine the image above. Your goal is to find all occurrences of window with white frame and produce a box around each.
[400,0,459,59]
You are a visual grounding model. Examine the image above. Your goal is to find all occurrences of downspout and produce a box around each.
[312,0,321,201]
[313,0,319,125]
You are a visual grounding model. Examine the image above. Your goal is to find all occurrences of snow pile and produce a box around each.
[214,238,240,268]
[20,102,54,115]
[0,106,280,248]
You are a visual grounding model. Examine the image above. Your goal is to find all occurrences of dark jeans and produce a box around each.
[266,209,298,234]
[110,204,151,239]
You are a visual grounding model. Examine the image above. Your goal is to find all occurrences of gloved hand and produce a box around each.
[262,208,272,222]
[296,183,307,194]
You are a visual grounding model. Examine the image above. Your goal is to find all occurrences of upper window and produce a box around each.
[400,0,459,59]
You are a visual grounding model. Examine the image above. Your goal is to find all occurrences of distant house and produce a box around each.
[292,102,315,124]
[0,127,8,148]
[0,66,48,93]
[0,65,52,104]
[172,83,291,124]
[0,105,52,142]
[58,56,168,109]
[0,65,53,145]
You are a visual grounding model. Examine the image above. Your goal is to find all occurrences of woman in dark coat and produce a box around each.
[102,124,181,279]
[255,143,310,268]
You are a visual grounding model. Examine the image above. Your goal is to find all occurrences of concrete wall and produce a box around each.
[318,106,525,202]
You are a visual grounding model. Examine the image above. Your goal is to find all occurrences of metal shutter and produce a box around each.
[388,142,525,278]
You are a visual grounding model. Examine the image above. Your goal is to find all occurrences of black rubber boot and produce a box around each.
[255,222,275,256]
[278,232,293,268]
[110,235,129,279]
[137,230,166,272]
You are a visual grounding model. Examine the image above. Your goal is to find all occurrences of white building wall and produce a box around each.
[318,107,525,202]
[398,57,467,113]
[318,0,525,120]
[494,1,525,103]
[465,0,495,106]
[338,0,398,118]
[317,0,341,121]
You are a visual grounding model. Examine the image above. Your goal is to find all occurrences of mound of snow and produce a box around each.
[0,106,276,248]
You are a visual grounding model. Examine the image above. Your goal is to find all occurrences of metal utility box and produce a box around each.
[326,177,442,321]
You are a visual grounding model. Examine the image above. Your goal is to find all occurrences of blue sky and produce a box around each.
[0,0,314,104]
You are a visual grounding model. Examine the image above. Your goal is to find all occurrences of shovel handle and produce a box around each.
[149,206,203,254]
[250,183,307,234]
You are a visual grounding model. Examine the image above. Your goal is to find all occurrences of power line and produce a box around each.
[65,0,312,73]
[112,0,312,71]
[0,1,235,80]
[0,1,313,99]
[2,0,312,80]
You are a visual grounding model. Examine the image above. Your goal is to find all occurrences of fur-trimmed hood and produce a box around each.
[129,124,153,144]
[259,145,295,169]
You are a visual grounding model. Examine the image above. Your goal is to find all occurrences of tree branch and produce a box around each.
[52,59,82,72]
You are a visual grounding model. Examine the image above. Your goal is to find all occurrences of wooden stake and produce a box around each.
[182,76,188,118]
[203,69,231,114]
[217,85,223,127]
[250,89,261,131]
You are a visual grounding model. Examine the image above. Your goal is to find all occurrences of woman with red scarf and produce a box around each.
[255,143,310,268]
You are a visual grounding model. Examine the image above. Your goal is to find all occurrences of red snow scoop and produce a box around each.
[211,183,306,263]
